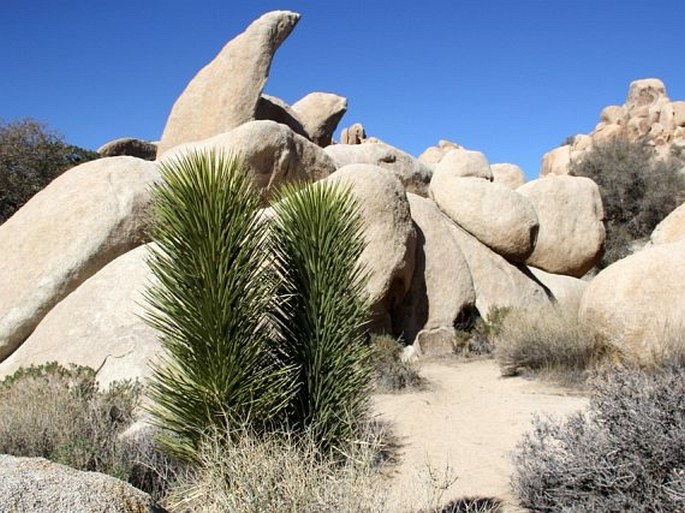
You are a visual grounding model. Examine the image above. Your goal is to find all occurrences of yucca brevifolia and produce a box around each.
[272,182,372,450]
[144,150,294,460]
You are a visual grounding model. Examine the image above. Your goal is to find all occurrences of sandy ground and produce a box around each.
[372,358,588,512]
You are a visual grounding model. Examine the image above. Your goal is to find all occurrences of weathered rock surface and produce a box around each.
[0,157,160,363]
[0,454,166,513]
[449,225,553,320]
[161,120,336,200]
[0,245,159,388]
[540,145,572,177]
[158,11,300,154]
[491,163,526,189]
[650,202,685,245]
[417,140,462,165]
[255,94,308,138]
[340,123,366,144]
[579,242,685,365]
[527,266,588,310]
[434,149,493,181]
[325,140,432,196]
[292,92,348,147]
[430,175,539,262]
[393,194,476,346]
[518,175,605,277]
[97,138,157,160]
[324,164,415,331]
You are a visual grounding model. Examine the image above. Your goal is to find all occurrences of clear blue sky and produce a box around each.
[2,1,684,179]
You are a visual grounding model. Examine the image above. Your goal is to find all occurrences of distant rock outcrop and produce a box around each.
[292,92,348,147]
[541,78,685,176]
[340,123,366,144]
[97,138,157,160]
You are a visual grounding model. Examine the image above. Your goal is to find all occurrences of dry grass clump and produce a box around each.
[494,304,607,384]
[512,365,685,512]
[164,427,390,513]
[371,334,424,392]
[0,362,183,500]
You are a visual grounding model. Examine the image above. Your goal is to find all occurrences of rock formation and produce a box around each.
[292,92,348,147]
[97,138,157,160]
[340,123,366,144]
[541,78,685,176]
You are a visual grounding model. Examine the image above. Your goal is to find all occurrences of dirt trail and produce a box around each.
[372,358,587,512]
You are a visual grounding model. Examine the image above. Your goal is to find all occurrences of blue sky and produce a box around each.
[2,1,684,179]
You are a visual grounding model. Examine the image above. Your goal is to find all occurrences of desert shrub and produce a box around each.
[512,366,685,512]
[163,427,388,513]
[570,137,685,267]
[271,181,373,450]
[0,118,98,223]
[424,497,503,513]
[144,151,295,461]
[0,363,138,479]
[454,307,510,357]
[370,333,424,392]
[495,304,606,384]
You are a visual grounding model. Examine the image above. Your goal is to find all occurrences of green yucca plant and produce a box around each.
[272,182,372,450]
[144,151,294,461]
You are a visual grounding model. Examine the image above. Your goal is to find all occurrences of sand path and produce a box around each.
[372,358,587,512]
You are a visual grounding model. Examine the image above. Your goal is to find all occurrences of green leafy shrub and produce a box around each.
[495,305,607,384]
[0,118,98,223]
[512,366,685,512]
[272,182,373,449]
[570,137,685,267]
[371,333,424,392]
[144,151,294,461]
[0,363,136,476]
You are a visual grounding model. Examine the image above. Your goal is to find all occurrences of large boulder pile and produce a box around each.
[0,10,615,376]
[541,78,685,176]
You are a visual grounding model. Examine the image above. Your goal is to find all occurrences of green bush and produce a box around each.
[0,118,98,224]
[512,366,685,512]
[272,182,373,449]
[144,151,295,461]
[145,151,373,458]
[570,137,685,267]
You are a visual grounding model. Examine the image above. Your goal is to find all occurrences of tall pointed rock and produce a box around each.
[158,11,300,155]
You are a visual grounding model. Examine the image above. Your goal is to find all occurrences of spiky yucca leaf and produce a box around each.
[144,150,294,461]
[272,181,372,450]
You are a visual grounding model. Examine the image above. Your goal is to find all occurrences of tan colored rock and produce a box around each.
[527,266,588,311]
[540,145,572,177]
[579,242,685,365]
[626,116,650,140]
[324,164,415,331]
[430,176,539,262]
[97,138,157,160]
[651,202,685,245]
[255,94,308,138]
[491,163,525,189]
[0,454,165,513]
[291,92,348,147]
[324,140,432,196]
[0,157,160,363]
[592,123,624,144]
[449,225,552,320]
[340,123,366,144]
[161,120,336,200]
[158,11,300,155]
[393,194,476,345]
[517,175,605,277]
[417,139,463,165]
[600,105,627,125]
[572,134,593,152]
[435,149,493,181]
[625,78,668,111]
[0,245,159,388]
[673,101,685,127]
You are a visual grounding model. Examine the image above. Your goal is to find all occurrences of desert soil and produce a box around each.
[372,358,588,512]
